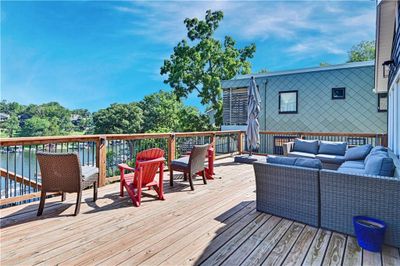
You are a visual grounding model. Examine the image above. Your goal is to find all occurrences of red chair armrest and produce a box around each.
[118,163,135,171]
[137,157,165,166]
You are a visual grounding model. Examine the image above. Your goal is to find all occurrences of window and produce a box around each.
[279,91,298,114]
[332,87,345,100]
[378,93,388,112]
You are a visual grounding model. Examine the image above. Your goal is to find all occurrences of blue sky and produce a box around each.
[1,1,376,112]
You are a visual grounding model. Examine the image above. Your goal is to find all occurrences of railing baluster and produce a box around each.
[6,146,9,198]
[14,146,17,197]
[28,145,32,194]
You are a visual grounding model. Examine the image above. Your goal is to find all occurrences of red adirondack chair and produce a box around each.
[118,148,165,207]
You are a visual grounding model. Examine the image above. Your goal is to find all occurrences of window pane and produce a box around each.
[280,92,297,112]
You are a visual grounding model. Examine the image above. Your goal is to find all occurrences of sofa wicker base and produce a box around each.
[254,162,320,227]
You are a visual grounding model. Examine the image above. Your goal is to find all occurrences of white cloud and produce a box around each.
[113,1,376,62]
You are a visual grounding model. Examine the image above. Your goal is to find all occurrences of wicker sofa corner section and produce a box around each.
[253,162,320,227]
[320,169,400,247]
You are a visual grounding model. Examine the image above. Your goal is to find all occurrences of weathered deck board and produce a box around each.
[323,232,347,265]
[1,157,399,266]
[343,236,362,266]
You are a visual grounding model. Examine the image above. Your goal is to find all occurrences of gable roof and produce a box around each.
[230,61,374,81]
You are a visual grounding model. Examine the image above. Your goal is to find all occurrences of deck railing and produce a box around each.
[0,130,387,206]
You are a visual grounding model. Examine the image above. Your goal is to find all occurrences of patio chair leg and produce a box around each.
[61,192,66,201]
[183,173,188,181]
[37,191,46,216]
[201,170,207,185]
[188,174,194,191]
[93,181,98,202]
[74,191,82,216]
[169,170,173,187]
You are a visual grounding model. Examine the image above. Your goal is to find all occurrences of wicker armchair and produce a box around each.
[169,144,209,191]
[36,152,98,216]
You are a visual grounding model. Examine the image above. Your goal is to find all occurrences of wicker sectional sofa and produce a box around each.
[253,149,400,248]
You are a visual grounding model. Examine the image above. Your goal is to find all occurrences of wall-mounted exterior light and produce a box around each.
[382,60,394,78]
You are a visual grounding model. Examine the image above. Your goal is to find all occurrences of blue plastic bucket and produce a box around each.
[353,216,386,252]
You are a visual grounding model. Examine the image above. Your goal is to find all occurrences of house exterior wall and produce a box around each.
[222,63,387,134]
[387,2,400,157]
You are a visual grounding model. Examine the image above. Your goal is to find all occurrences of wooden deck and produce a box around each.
[1,158,399,266]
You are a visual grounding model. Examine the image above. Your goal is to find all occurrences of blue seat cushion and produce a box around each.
[340,160,365,169]
[267,156,297,166]
[364,154,395,177]
[294,158,322,169]
[287,151,316,159]
[293,139,319,154]
[344,144,372,161]
[318,141,347,156]
[370,146,387,154]
[337,166,366,175]
[316,154,346,165]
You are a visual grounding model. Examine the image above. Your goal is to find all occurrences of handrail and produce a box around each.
[258,131,387,138]
[0,130,388,206]
[0,131,243,146]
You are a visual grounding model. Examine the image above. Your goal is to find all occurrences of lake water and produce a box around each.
[0,146,96,198]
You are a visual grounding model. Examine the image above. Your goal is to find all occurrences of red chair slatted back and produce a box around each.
[135,148,164,186]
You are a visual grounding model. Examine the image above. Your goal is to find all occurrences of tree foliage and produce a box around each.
[161,10,256,126]
[4,115,20,137]
[347,40,375,62]
[178,106,213,132]
[92,103,143,134]
[20,116,52,137]
[139,91,182,133]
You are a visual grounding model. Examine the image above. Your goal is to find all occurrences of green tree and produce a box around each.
[92,103,143,134]
[20,116,52,137]
[4,115,20,137]
[178,106,213,132]
[161,10,256,126]
[139,91,183,132]
[0,100,25,115]
[347,41,375,62]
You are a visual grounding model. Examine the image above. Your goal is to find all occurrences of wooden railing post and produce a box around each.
[168,133,175,167]
[381,133,388,147]
[237,132,244,154]
[210,133,216,160]
[96,136,107,187]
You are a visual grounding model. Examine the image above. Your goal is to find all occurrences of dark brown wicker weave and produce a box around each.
[169,144,209,191]
[36,152,98,216]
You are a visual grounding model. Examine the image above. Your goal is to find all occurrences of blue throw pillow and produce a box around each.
[318,141,347,156]
[344,144,372,161]
[267,156,297,166]
[364,154,395,177]
[365,150,388,164]
[293,139,319,154]
[294,158,322,169]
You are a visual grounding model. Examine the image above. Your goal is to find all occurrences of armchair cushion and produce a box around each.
[344,144,372,161]
[318,141,347,156]
[293,139,319,154]
[170,157,190,172]
[81,166,99,182]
